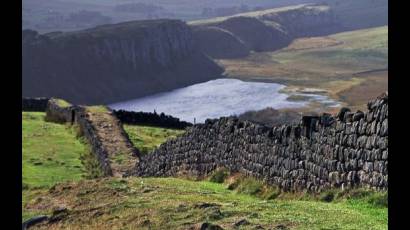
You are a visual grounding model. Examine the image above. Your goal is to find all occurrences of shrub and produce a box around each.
[320,190,336,202]
[263,186,281,200]
[236,178,264,196]
[347,188,372,199]
[227,179,240,190]
[367,192,388,208]
[209,168,229,183]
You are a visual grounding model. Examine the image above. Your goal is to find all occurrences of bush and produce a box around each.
[236,178,264,196]
[209,168,229,183]
[227,179,240,190]
[367,192,388,208]
[320,190,336,202]
[347,188,372,199]
[263,187,281,200]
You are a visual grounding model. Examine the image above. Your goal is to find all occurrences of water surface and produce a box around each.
[110,79,338,123]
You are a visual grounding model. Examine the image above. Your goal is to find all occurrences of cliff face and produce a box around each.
[22,20,224,105]
[192,26,250,59]
[190,5,343,59]
[215,16,291,52]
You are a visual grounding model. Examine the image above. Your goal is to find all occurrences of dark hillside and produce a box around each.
[190,1,387,59]
[22,19,223,105]
[190,5,342,59]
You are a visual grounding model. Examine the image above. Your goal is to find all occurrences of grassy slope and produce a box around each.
[22,114,185,222]
[271,26,387,70]
[123,124,185,155]
[22,113,386,229]
[22,112,86,188]
[219,26,388,111]
[22,112,88,221]
[26,177,387,230]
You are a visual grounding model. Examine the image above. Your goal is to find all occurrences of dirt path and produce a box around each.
[86,107,139,177]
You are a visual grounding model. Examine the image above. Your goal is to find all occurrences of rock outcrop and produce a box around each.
[22,19,224,105]
[133,93,388,193]
[22,97,49,112]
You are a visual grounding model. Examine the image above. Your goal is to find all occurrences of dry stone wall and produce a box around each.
[45,99,74,124]
[113,110,192,129]
[43,99,114,176]
[133,93,388,193]
[73,107,114,176]
[22,97,49,112]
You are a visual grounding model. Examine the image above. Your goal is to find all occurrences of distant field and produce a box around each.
[123,125,185,155]
[219,26,388,111]
[25,177,387,230]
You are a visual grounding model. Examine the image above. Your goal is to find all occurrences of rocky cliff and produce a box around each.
[190,5,344,59]
[133,93,388,193]
[22,19,224,105]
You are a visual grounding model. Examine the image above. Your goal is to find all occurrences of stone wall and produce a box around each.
[22,97,49,112]
[133,93,388,193]
[73,107,113,176]
[44,100,115,176]
[45,99,74,124]
[113,110,192,129]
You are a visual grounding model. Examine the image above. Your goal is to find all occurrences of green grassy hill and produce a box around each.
[22,112,89,221]
[24,177,387,230]
[22,112,186,222]
[22,112,87,189]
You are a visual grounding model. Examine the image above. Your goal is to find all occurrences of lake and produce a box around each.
[109,78,339,123]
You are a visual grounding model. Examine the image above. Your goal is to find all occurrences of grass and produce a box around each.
[123,125,185,155]
[219,26,388,111]
[22,113,387,229]
[22,112,91,221]
[85,105,109,113]
[22,112,87,189]
[54,99,72,108]
[23,177,387,230]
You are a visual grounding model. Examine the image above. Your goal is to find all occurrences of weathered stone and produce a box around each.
[337,107,351,121]
[353,111,364,122]
[132,93,388,192]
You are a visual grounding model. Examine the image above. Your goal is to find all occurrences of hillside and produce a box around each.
[22,0,321,33]
[22,95,388,229]
[22,19,224,105]
[219,26,388,111]
[22,111,184,222]
[190,4,341,59]
[23,177,387,230]
[189,1,387,60]
[324,0,388,31]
